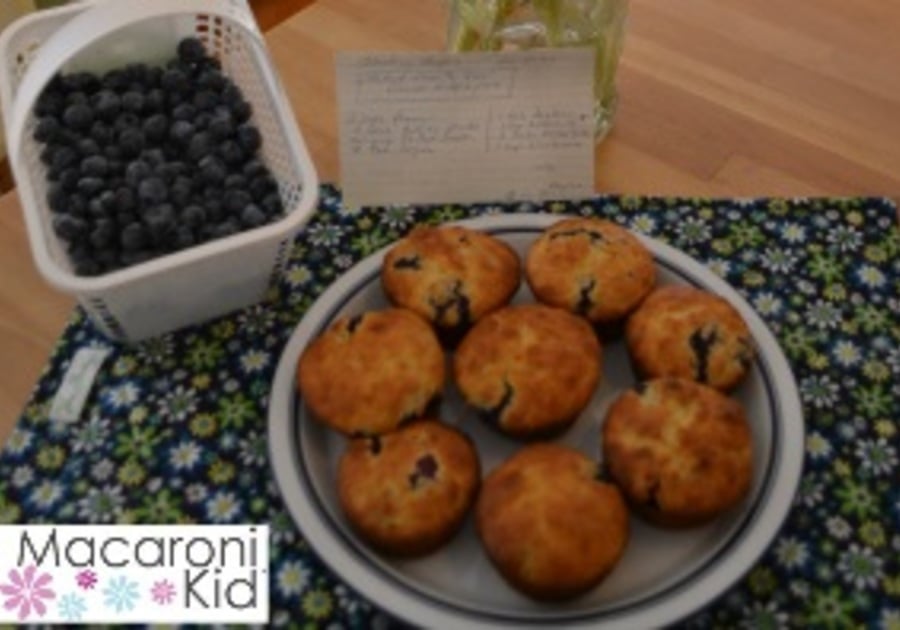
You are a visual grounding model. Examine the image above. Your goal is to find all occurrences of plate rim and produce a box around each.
[267,213,805,629]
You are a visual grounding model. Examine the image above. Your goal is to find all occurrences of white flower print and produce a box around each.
[29,480,62,509]
[761,247,798,273]
[206,491,241,523]
[12,465,33,488]
[856,438,898,476]
[276,561,311,597]
[170,440,202,471]
[805,432,832,460]
[857,264,886,288]
[240,349,270,374]
[781,222,806,243]
[753,292,783,317]
[800,375,840,409]
[832,340,861,367]
[826,516,852,540]
[103,383,141,409]
[838,544,883,590]
[774,536,809,570]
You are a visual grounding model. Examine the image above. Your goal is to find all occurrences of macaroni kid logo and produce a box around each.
[0,525,269,623]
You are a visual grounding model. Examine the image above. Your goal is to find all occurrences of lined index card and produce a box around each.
[336,48,595,207]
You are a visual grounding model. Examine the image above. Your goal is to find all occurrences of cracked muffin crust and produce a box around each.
[625,285,755,391]
[338,420,481,556]
[453,304,601,439]
[602,378,754,527]
[297,308,445,436]
[476,443,629,601]
[524,218,656,326]
[381,225,521,341]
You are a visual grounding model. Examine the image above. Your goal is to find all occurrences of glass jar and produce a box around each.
[447,0,628,141]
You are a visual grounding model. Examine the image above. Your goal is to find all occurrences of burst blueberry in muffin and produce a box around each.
[525,218,655,330]
[381,225,521,344]
[625,285,755,391]
[338,420,480,556]
[453,304,601,439]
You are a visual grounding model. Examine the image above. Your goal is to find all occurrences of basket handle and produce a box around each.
[7,0,262,167]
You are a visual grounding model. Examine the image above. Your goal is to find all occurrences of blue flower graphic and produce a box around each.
[58,592,87,621]
[102,575,139,613]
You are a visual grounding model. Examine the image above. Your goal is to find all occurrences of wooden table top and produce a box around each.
[1,0,899,439]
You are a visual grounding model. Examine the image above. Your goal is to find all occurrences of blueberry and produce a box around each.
[181,204,206,228]
[74,257,102,277]
[172,103,197,122]
[104,145,124,162]
[187,131,213,161]
[231,100,252,124]
[224,190,252,214]
[63,72,100,94]
[126,160,151,187]
[51,146,78,170]
[169,120,195,145]
[63,102,93,129]
[114,187,136,213]
[52,214,87,241]
[236,124,262,153]
[145,89,166,113]
[77,138,101,156]
[81,155,108,177]
[114,113,141,133]
[95,248,119,272]
[250,174,277,199]
[141,148,166,167]
[123,63,150,84]
[242,158,266,178]
[204,197,224,222]
[46,183,67,212]
[161,67,189,92]
[120,90,145,114]
[143,114,169,143]
[40,145,55,166]
[101,68,130,92]
[173,226,195,250]
[67,193,88,217]
[193,90,219,111]
[199,155,226,184]
[144,204,176,244]
[219,140,244,165]
[93,90,120,121]
[88,197,107,218]
[77,177,105,196]
[121,222,147,251]
[240,203,267,228]
[35,89,65,117]
[120,250,154,267]
[65,91,88,106]
[198,69,225,91]
[33,116,61,143]
[261,192,283,216]
[208,111,234,140]
[138,176,167,204]
[224,173,247,190]
[118,128,145,157]
[89,218,116,249]
[177,37,207,63]
[90,121,115,146]
[212,220,239,239]
[170,176,193,206]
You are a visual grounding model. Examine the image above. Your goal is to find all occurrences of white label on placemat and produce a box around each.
[49,347,111,423]
[336,48,595,207]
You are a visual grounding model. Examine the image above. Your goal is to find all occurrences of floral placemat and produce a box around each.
[0,186,898,628]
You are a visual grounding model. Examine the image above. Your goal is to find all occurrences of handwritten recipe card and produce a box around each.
[336,48,595,207]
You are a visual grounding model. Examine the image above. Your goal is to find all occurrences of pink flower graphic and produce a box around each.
[75,570,97,590]
[0,565,55,621]
[150,579,176,605]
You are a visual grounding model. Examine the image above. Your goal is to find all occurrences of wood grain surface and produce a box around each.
[1,0,899,443]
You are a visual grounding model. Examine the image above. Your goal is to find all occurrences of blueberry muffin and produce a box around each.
[381,225,521,342]
[297,309,445,436]
[477,443,629,601]
[453,304,601,439]
[602,378,754,527]
[625,285,755,391]
[338,420,480,556]
[525,218,655,328]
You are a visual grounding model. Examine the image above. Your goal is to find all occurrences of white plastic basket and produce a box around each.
[0,0,319,343]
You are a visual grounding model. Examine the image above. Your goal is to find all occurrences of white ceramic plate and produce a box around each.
[268,214,804,629]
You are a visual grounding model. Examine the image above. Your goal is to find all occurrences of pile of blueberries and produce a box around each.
[33,37,285,276]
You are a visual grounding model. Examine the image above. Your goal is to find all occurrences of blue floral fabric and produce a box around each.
[0,185,898,629]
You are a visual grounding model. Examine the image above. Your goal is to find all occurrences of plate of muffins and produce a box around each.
[267,214,804,629]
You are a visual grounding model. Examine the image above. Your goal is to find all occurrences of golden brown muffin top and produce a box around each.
[602,378,754,527]
[453,304,601,439]
[338,420,481,556]
[382,225,521,331]
[477,443,629,601]
[297,308,445,436]
[626,285,755,391]
[525,217,655,323]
